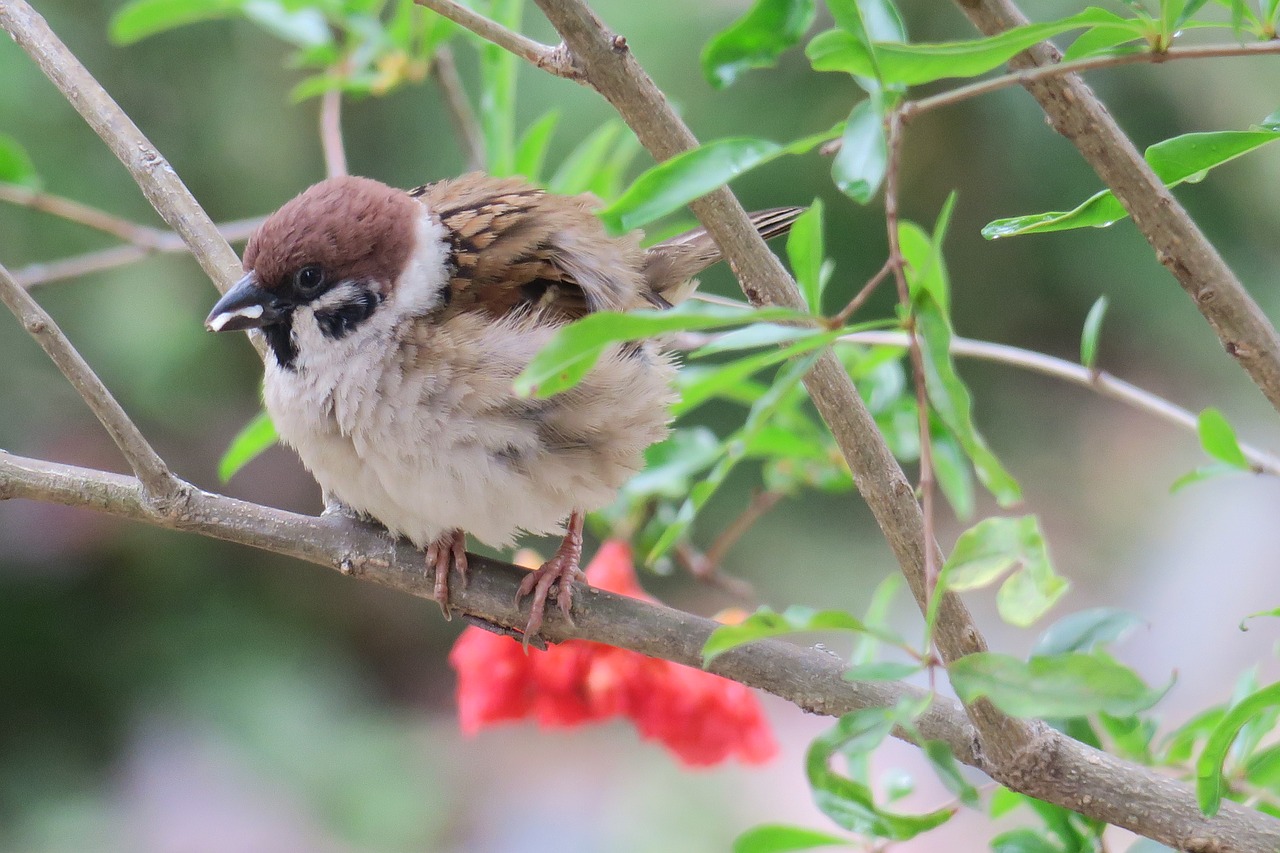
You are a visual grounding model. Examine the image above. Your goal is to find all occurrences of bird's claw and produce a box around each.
[426,529,468,619]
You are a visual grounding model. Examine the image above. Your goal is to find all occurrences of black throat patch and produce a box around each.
[263,319,298,370]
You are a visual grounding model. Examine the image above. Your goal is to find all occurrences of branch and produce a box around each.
[0,261,181,504]
[433,45,487,171]
[413,0,582,80]
[949,0,1280,417]
[905,41,1280,119]
[0,182,165,247]
[2,449,1278,850]
[320,89,348,178]
[15,217,263,289]
[524,0,1035,773]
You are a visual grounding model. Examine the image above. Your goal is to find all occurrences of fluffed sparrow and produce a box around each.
[206,173,800,640]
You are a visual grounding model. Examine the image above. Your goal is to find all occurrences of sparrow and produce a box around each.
[205,173,800,641]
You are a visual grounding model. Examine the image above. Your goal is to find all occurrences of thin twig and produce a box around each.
[413,0,582,80]
[905,40,1280,120]
[320,89,348,178]
[2,449,1279,850]
[833,257,893,326]
[951,0,1280,417]
[16,217,263,289]
[433,45,486,171]
[0,183,165,247]
[842,330,1280,477]
[674,489,782,598]
[0,260,181,505]
[882,109,940,636]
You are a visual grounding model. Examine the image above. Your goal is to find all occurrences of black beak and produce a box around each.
[205,272,286,332]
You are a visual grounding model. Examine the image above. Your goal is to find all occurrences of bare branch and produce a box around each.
[950,0,1280,416]
[320,89,348,178]
[845,330,1280,477]
[413,0,582,80]
[16,217,263,290]
[0,183,165,247]
[526,0,1033,772]
[0,261,181,504]
[906,41,1280,119]
[433,46,487,171]
[2,449,1279,850]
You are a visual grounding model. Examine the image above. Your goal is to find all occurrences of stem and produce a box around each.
[320,89,348,178]
[433,45,486,171]
[0,183,165,248]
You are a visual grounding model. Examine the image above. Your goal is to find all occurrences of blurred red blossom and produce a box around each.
[448,540,777,767]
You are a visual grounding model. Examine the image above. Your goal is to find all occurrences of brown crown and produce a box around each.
[243,175,420,292]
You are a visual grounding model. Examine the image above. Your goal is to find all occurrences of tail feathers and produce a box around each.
[644,206,806,302]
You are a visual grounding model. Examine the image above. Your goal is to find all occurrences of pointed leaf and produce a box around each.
[548,121,622,195]
[218,409,278,481]
[0,135,40,188]
[787,199,827,312]
[1033,608,1143,656]
[1197,681,1280,815]
[732,825,852,853]
[513,111,560,182]
[1080,296,1108,369]
[703,604,904,664]
[832,95,888,203]
[1197,407,1249,469]
[948,652,1168,718]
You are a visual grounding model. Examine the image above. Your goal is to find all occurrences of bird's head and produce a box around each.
[205,175,428,366]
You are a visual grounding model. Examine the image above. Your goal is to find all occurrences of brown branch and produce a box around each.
[832,257,892,326]
[320,89,348,178]
[433,45,487,171]
[0,183,165,247]
[1,449,1278,850]
[905,40,1280,119]
[0,261,181,504]
[16,217,263,289]
[526,0,1034,774]
[950,0,1280,416]
[413,0,582,80]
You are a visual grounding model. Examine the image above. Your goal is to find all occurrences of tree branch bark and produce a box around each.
[2,449,1277,850]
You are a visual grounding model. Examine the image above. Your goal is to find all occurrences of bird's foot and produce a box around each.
[426,529,468,620]
[515,510,585,647]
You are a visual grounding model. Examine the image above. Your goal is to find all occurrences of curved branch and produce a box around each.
[1,449,1277,850]
[413,0,582,80]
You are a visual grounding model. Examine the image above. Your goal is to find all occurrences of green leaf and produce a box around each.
[931,426,974,520]
[732,824,851,853]
[701,0,817,88]
[514,302,811,398]
[110,0,241,44]
[1033,608,1143,657]
[0,135,40,188]
[990,829,1066,853]
[598,126,840,234]
[513,111,560,182]
[548,121,623,195]
[787,199,826,312]
[477,0,521,176]
[218,410,278,481]
[805,8,1132,85]
[703,604,903,665]
[843,661,922,682]
[1080,296,1108,370]
[922,741,980,808]
[948,652,1168,718]
[590,130,642,202]
[934,515,1066,629]
[1197,681,1280,815]
[620,427,723,501]
[984,123,1280,238]
[807,702,954,840]
[852,574,902,666]
[1240,606,1280,630]
[832,95,888,203]
[240,0,331,48]
[1197,407,1249,468]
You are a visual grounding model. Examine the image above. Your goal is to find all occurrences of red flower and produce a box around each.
[448,540,777,767]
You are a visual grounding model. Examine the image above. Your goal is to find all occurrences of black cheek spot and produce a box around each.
[315,288,383,340]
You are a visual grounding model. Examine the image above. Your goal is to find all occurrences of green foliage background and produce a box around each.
[2,0,1280,850]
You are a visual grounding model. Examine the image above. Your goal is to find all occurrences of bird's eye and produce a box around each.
[294,265,325,295]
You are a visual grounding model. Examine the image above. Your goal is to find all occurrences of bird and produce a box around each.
[205,173,801,642]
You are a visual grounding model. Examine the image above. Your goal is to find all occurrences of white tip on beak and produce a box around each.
[206,302,264,332]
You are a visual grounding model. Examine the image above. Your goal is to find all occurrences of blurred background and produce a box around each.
[2,0,1280,850]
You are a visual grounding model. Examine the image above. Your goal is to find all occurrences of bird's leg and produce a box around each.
[426,528,469,620]
[515,510,586,645]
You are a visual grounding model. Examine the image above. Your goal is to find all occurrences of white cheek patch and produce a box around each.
[206,303,264,331]
[391,212,452,316]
